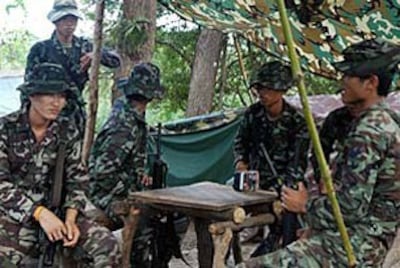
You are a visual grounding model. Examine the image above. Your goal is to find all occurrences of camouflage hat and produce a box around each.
[333,37,400,76]
[249,61,294,91]
[118,62,164,100]
[47,0,81,23]
[17,63,70,96]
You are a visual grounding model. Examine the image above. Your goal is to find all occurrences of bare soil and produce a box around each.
[169,221,258,268]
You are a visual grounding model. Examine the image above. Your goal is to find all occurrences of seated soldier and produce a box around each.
[233,61,309,254]
[242,38,400,268]
[0,63,121,267]
[88,63,165,267]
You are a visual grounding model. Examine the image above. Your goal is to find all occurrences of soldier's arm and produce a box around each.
[63,125,89,213]
[305,113,391,230]
[81,38,121,68]
[285,117,310,183]
[233,113,251,168]
[24,42,45,81]
[89,125,135,194]
[0,127,38,223]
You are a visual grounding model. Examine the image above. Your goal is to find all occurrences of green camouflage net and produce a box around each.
[159,0,400,79]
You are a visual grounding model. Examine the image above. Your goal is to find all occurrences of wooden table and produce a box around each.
[122,181,278,268]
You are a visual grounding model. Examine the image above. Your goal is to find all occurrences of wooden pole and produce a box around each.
[81,0,104,164]
[274,0,356,266]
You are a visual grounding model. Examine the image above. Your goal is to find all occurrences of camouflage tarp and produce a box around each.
[159,0,400,79]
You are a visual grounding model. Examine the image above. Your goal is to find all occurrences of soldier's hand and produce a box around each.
[80,53,92,72]
[235,161,248,171]
[281,182,308,213]
[37,208,67,242]
[141,174,153,187]
[63,219,80,247]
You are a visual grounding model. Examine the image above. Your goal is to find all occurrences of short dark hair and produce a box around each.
[357,69,396,97]
[127,94,150,102]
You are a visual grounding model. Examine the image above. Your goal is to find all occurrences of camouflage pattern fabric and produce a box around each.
[310,106,354,182]
[233,99,309,190]
[118,62,164,100]
[89,97,147,223]
[23,32,120,132]
[0,106,121,267]
[249,61,294,90]
[244,101,400,267]
[88,96,154,266]
[47,0,82,23]
[159,0,400,79]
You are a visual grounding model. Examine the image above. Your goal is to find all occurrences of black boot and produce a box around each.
[250,232,279,257]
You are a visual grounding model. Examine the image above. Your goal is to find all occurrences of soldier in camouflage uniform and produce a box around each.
[89,62,164,267]
[23,0,120,133]
[242,38,400,268]
[0,63,121,267]
[234,61,309,253]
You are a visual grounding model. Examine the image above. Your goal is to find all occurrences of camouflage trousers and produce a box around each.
[242,228,388,268]
[0,214,121,268]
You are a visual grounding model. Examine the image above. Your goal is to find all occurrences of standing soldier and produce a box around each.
[0,63,121,267]
[243,38,400,267]
[24,0,121,133]
[89,62,164,267]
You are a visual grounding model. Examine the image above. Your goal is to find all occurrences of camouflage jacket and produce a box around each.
[0,106,88,224]
[306,101,400,241]
[89,97,147,209]
[234,100,309,190]
[311,106,354,181]
[24,31,120,97]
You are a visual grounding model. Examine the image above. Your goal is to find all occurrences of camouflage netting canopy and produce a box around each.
[159,0,400,79]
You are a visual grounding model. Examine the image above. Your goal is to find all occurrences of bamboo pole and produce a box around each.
[233,35,254,103]
[275,0,356,266]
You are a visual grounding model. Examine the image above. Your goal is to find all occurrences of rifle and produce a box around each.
[150,123,190,268]
[38,125,68,268]
[151,123,168,189]
[260,142,299,247]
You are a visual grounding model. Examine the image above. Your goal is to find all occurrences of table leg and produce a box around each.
[194,217,214,268]
[122,207,140,268]
[211,226,233,268]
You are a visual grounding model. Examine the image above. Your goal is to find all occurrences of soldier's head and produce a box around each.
[334,38,400,105]
[48,0,81,36]
[18,63,71,120]
[118,62,164,104]
[249,61,294,108]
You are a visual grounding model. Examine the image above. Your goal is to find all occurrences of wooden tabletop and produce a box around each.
[129,181,277,212]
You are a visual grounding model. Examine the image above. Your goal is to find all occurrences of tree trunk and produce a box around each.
[186,29,224,117]
[112,0,157,101]
[81,0,104,164]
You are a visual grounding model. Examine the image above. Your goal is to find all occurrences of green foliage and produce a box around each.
[0,30,35,70]
[108,18,149,54]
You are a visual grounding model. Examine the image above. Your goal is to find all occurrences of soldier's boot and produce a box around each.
[250,232,279,257]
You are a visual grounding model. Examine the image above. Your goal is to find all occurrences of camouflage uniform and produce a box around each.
[243,38,400,268]
[23,0,120,132]
[89,63,164,267]
[234,61,309,190]
[0,63,121,267]
[311,106,354,182]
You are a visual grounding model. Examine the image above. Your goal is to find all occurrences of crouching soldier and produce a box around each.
[89,62,164,267]
[0,63,121,267]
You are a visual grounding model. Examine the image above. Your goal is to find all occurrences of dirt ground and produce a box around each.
[169,220,259,268]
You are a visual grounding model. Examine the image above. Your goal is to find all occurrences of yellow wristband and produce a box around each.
[33,206,45,221]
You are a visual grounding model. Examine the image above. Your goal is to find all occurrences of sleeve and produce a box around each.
[233,112,252,166]
[89,124,136,194]
[284,116,310,184]
[81,38,120,68]
[63,127,90,212]
[305,117,388,230]
[311,112,338,181]
[24,42,43,81]
[0,127,37,223]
